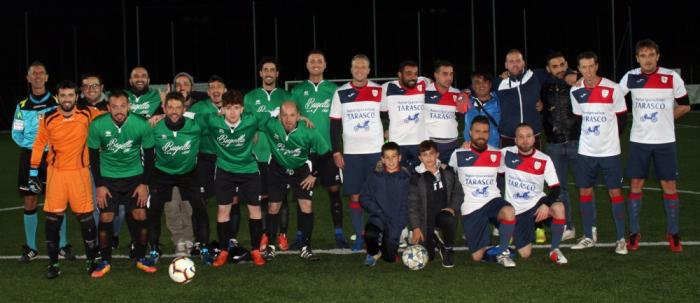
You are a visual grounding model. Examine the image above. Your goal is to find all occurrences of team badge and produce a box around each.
[534,161,541,170]
[601,89,609,98]
[490,154,497,162]
[661,76,668,84]
[372,89,378,97]
[417,84,423,92]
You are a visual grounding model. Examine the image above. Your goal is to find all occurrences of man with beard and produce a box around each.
[87,91,157,277]
[78,73,109,110]
[381,60,429,169]
[126,67,162,118]
[465,71,501,148]
[13,61,74,263]
[292,50,348,249]
[29,80,103,278]
[244,57,293,255]
[423,61,463,165]
[449,116,517,268]
[499,123,568,264]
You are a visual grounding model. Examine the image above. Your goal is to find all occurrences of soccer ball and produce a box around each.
[401,245,429,270]
[168,257,196,284]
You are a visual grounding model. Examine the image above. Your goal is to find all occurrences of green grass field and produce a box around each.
[1,113,699,302]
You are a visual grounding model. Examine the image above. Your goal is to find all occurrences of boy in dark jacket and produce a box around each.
[361,142,411,266]
[408,140,464,268]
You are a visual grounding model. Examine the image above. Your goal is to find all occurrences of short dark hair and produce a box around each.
[222,90,243,107]
[108,90,129,103]
[398,60,419,73]
[27,60,46,74]
[164,91,185,106]
[381,141,400,156]
[545,51,566,65]
[55,80,78,94]
[470,115,490,130]
[515,122,534,135]
[418,140,438,154]
[307,49,326,61]
[635,39,660,55]
[208,74,226,87]
[433,60,454,73]
[258,57,279,72]
[80,72,103,85]
[471,71,492,82]
[577,51,599,65]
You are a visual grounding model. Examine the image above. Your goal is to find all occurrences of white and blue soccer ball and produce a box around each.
[169,257,196,284]
[402,245,429,270]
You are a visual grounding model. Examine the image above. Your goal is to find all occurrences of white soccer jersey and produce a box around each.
[329,81,384,154]
[570,77,627,157]
[498,146,559,215]
[449,146,502,215]
[423,82,460,140]
[380,77,429,145]
[619,67,687,144]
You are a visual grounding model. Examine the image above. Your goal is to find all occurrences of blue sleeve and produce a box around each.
[533,68,550,84]
[11,104,24,147]
[464,106,475,142]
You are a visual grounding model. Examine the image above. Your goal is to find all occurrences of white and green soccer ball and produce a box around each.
[402,245,429,270]
[169,256,196,284]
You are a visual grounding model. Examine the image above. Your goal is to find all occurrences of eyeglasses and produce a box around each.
[81,83,101,90]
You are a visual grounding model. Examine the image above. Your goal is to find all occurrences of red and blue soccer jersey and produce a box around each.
[619,67,688,144]
[380,77,429,145]
[448,146,502,215]
[329,81,384,154]
[423,82,461,140]
[570,77,627,157]
[498,146,559,215]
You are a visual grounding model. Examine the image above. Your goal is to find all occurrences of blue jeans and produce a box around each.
[546,140,579,230]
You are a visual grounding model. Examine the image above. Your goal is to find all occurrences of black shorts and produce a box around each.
[18,148,47,196]
[312,153,340,187]
[99,176,144,213]
[196,153,217,199]
[257,162,270,196]
[268,160,313,202]
[215,167,261,206]
[149,169,201,207]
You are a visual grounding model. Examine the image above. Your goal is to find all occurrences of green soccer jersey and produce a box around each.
[127,88,161,118]
[244,87,290,163]
[292,80,337,148]
[262,119,331,170]
[153,117,201,175]
[188,99,220,155]
[87,114,155,179]
[195,112,271,174]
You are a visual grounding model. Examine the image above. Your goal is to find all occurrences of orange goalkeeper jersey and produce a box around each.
[31,105,103,170]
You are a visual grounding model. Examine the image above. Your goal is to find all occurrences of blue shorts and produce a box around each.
[399,144,420,170]
[514,206,538,249]
[342,153,381,195]
[575,154,623,189]
[626,142,678,181]
[462,197,511,253]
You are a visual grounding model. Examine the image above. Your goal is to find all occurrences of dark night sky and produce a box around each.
[2,0,698,128]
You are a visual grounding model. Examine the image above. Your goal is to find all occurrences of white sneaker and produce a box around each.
[615,238,628,255]
[175,242,188,257]
[496,250,516,268]
[592,226,598,243]
[549,249,568,265]
[571,237,595,250]
[399,227,410,249]
[492,227,500,237]
[562,226,576,241]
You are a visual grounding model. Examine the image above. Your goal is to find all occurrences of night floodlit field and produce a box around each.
[0,113,699,302]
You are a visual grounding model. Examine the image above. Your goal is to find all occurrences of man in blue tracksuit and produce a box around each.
[495,49,543,149]
[361,142,411,266]
[464,71,501,148]
[12,61,73,262]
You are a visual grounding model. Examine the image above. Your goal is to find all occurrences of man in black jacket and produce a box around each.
[408,140,463,268]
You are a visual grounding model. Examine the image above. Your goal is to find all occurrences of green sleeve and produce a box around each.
[309,128,330,155]
[87,121,101,149]
[243,93,254,114]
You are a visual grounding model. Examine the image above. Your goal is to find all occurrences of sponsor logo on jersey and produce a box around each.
[472,186,489,198]
[583,125,601,136]
[304,90,309,96]
[218,134,246,147]
[275,143,302,157]
[162,140,192,156]
[105,131,112,137]
[640,112,659,123]
[353,120,371,131]
[106,138,134,153]
[304,98,331,114]
[255,99,261,105]
[402,113,420,124]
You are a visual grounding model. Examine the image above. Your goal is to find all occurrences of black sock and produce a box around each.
[230,204,240,239]
[77,213,98,260]
[98,221,114,262]
[249,219,263,250]
[266,213,280,246]
[328,190,343,229]
[132,218,148,259]
[298,212,314,247]
[364,223,381,256]
[125,213,138,243]
[260,197,269,229]
[217,221,232,250]
[279,196,289,235]
[45,213,63,265]
[189,198,210,245]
